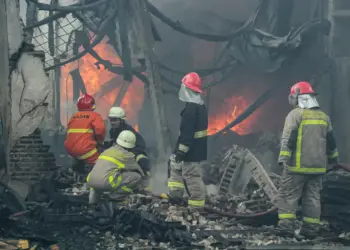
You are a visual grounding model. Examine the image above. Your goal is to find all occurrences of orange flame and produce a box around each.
[208,96,258,135]
[60,37,144,129]
[60,38,259,136]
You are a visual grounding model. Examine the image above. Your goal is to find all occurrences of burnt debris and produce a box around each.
[0,159,349,249]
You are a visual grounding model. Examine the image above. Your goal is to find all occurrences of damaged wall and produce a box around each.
[6,0,52,142]
[10,129,57,183]
[11,53,51,141]
[30,0,84,132]
[0,0,55,182]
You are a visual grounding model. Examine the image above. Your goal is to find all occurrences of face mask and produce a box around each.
[178,84,204,105]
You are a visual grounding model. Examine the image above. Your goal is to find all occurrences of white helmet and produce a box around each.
[108,107,126,119]
[116,130,136,149]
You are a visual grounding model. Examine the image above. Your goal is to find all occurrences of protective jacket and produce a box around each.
[87,144,145,191]
[64,111,106,161]
[110,123,146,152]
[109,124,149,173]
[174,102,208,162]
[278,108,339,174]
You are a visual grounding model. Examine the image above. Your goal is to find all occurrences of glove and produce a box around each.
[174,152,185,163]
[169,157,183,171]
[279,162,287,168]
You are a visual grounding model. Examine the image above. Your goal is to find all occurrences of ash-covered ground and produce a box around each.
[1,164,350,250]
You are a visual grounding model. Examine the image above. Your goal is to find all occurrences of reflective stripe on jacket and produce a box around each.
[87,145,144,190]
[174,102,208,162]
[278,108,339,174]
[64,111,106,159]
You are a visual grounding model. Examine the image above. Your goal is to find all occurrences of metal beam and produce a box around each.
[137,1,171,161]
[0,0,11,179]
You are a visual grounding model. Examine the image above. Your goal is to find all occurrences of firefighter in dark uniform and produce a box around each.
[168,72,208,210]
[107,107,150,177]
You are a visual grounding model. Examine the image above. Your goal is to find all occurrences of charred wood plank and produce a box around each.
[113,80,129,106]
[70,69,87,101]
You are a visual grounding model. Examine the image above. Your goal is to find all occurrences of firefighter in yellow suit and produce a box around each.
[277,81,339,237]
[87,130,145,204]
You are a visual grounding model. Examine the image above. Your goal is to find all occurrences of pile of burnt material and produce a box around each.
[322,170,350,232]
[1,178,350,249]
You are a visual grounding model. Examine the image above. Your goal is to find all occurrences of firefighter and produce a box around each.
[276,81,339,236]
[107,107,150,177]
[64,94,106,174]
[168,72,208,210]
[87,130,145,204]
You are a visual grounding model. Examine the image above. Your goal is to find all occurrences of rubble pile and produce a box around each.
[0,163,350,249]
[322,170,350,232]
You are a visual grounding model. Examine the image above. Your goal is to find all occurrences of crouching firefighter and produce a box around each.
[276,81,339,237]
[168,72,208,210]
[64,94,106,173]
[108,107,151,184]
[87,130,145,204]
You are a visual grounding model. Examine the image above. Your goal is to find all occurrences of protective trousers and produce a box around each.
[71,152,99,172]
[88,171,142,204]
[277,169,322,226]
[168,161,206,208]
[72,145,105,174]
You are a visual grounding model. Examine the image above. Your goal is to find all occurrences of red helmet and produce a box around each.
[290,81,316,96]
[77,94,96,111]
[182,72,203,94]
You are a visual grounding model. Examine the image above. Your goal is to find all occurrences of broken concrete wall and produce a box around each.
[0,0,23,179]
[2,0,55,181]
[11,53,51,142]
[10,129,57,183]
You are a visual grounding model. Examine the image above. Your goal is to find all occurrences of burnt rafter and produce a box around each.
[70,69,87,101]
[26,0,112,12]
[48,0,56,56]
[145,0,257,42]
[36,0,237,81]
[23,11,70,32]
[44,4,118,72]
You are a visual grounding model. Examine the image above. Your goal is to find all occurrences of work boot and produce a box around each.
[299,223,319,239]
[89,189,101,205]
[277,219,297,232]
[107,192,130,205]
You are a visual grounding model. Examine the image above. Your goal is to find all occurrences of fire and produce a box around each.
[60,37,144,129]
[208,96,258,135]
